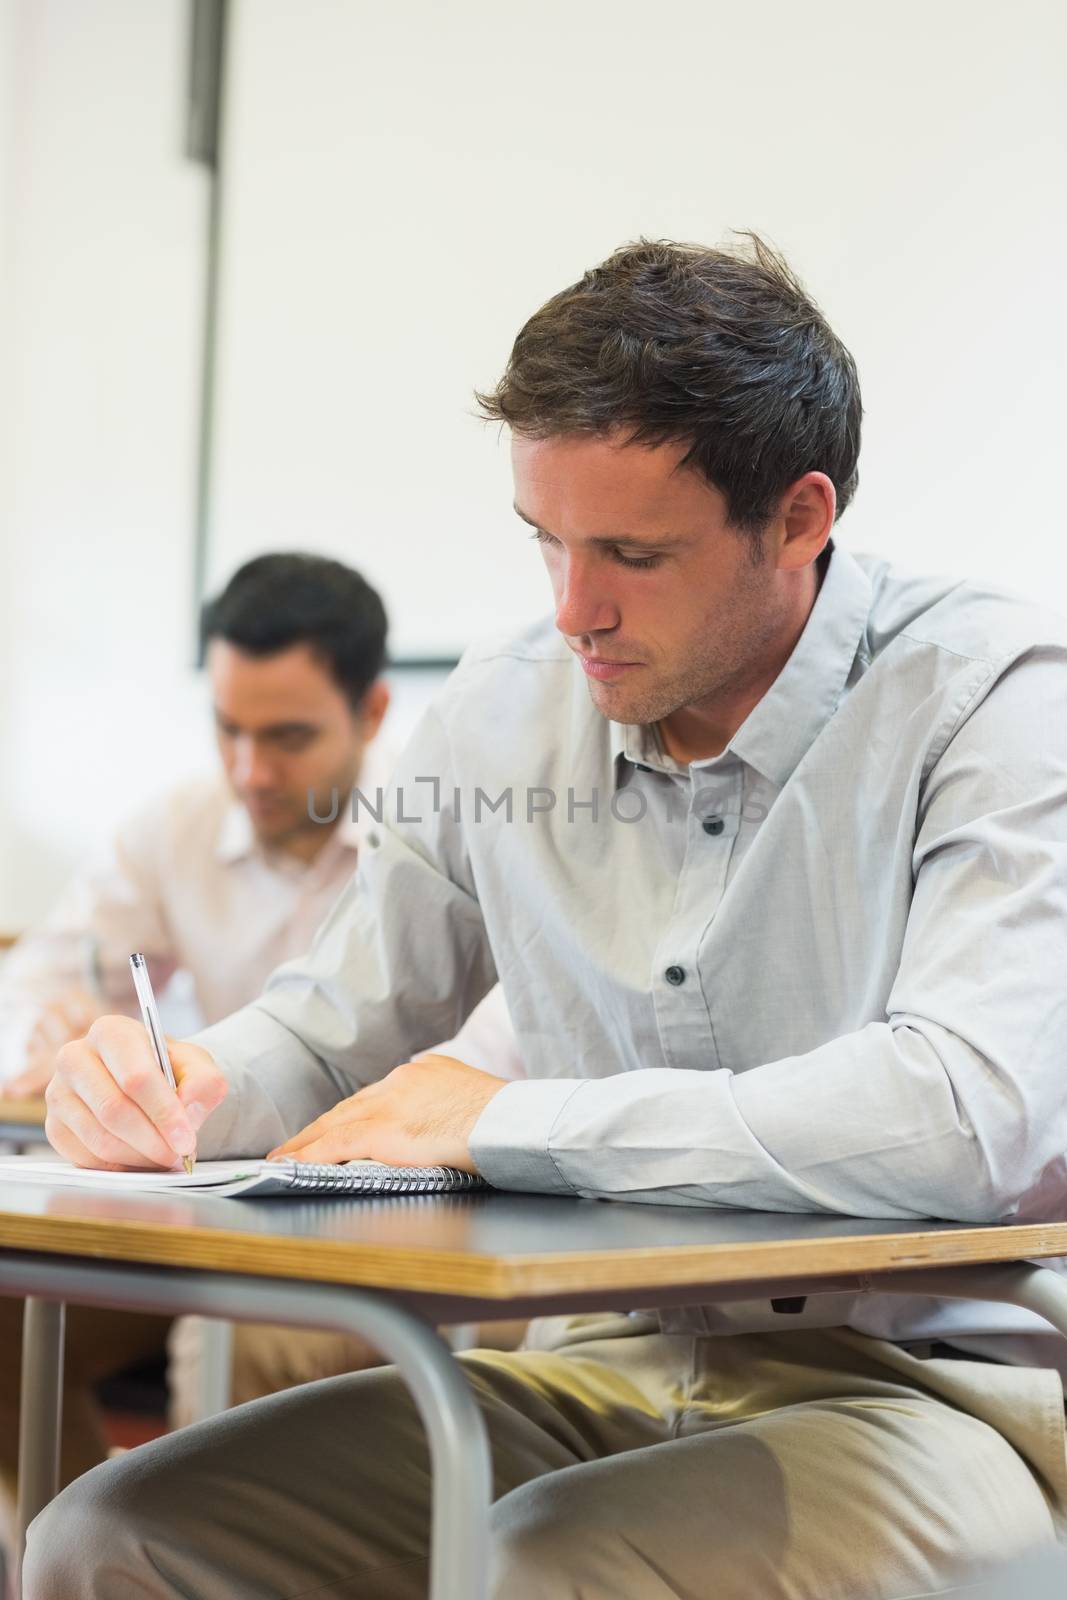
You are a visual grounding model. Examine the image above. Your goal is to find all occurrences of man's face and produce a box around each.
[512,431,793,729]
[208,640,378,849]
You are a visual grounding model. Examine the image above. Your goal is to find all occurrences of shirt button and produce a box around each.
[664,965,686,986]
[702,816,725,836]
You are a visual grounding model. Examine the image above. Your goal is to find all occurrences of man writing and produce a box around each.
[27,237,1067,1598]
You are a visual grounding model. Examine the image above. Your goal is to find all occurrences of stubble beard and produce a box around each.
[588,585,781,731]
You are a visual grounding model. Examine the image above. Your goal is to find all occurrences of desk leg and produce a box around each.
[195,1318,234,1420]
[15,1299,64,1589]
[320,1294,492,1600]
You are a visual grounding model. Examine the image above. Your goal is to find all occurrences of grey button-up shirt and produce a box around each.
[197,542,1067,1358]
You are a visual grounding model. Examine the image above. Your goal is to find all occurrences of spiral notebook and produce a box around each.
[0,1156,487,1199]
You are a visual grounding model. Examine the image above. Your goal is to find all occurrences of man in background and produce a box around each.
[1,551,394,1090]
[0,550,518,1497]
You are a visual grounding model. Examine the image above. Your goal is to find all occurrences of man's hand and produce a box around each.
[2,990,103,1099]
[268,1054,508,1172]
[45,1015,228,1170]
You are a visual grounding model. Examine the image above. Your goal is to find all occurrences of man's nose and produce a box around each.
[554,555,620,638]
[232,738,275,788]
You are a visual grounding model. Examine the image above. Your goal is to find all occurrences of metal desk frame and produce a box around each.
[4,1253,1067,1600]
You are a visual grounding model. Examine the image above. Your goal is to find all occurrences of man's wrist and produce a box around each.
[468,1078,587,1192]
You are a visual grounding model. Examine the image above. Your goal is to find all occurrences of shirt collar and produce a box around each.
[608,540,872,790]
[608,718,686,779]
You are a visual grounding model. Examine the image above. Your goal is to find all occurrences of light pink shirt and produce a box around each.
[0,761,521,1081]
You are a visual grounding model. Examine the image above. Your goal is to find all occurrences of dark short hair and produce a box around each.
[476,233,862,542]
[200,553,388,709]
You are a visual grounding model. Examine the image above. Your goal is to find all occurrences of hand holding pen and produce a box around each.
[40,969,228,1172]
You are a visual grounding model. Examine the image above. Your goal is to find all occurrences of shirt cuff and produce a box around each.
[469,1078,587,1193]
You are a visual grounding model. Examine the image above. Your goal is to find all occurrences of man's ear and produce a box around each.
[358,678,391,742]
[776,471,836,571]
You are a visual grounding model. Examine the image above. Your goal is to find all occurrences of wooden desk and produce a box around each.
[2,1183,1067,1600]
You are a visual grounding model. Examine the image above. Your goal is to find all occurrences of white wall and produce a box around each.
[0,1,19,926]
[1,0,212,927]
[208,0,1067,655]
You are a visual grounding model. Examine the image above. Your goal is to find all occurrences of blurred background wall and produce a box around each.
[1,0,1065,929]
[1,1,209,924]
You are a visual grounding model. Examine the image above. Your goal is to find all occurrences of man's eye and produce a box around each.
[274,732,315,753]
[613,550,661,570]
[531,530,660,570]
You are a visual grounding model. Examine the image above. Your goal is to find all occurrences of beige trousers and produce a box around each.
[23,1313,1067,1599]
[0,1298,522,1505]
[0,1300,388,1505]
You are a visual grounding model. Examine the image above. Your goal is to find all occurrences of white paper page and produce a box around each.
[0,1157,269,1189]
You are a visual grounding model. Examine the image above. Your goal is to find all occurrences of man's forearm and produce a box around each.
[192,1003,347,1158]
[469,1020,1051,1223]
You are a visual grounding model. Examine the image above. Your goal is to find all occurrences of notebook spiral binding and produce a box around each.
[286,1161,487,1194]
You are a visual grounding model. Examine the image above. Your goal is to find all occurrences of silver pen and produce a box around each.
[129,952,195,1175]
